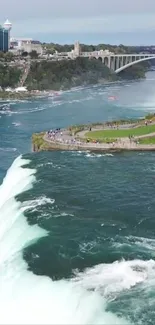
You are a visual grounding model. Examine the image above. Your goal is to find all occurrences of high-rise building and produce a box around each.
[3,19,12,49]
[0,26,9,52]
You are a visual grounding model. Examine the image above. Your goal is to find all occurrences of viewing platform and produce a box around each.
[32,115,155,153]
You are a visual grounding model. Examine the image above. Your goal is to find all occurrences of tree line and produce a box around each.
[0,64,21,89]
[42,42,155,56]
[0,53,151,90]
[26,57,118,91]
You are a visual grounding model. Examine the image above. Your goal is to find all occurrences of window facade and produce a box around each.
[0,29,3,51]
[4,30,8,52]
[0,28,8,52]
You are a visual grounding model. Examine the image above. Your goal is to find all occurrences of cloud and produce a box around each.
[1,0,155,21]
[9,13,155,37]
[0,0,155,41]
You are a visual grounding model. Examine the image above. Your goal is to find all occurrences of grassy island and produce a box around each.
[85,124,155,141]
[32,114,155,152]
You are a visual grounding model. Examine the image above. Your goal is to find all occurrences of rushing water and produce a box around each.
[1,72,155,324]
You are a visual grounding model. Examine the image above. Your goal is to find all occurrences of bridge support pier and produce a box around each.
[102,56,111,69]
[116,56,120,70]
[107,56,111,68]
[110,57,115,71]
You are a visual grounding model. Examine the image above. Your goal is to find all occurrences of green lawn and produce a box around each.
[139,136,155,145]
[85,124,155,139]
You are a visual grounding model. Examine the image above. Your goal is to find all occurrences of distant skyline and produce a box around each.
[1,0,155,45]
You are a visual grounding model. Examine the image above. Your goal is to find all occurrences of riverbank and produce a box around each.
[0,91,33,100]
[32,114,155,152]
[0,89,62,100]
[0,57,147,99]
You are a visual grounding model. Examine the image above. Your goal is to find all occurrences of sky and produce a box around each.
[1,0,155,45]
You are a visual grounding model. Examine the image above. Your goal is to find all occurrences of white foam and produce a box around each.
[0,147,17,152]
[72,151,114,158]
[37,161,61,169]
[86,153,114,158]
[12,122,21,127]
[21,195,55,212]
[0,156,153,324]
[73,259,155,296]
[0,156,46,265]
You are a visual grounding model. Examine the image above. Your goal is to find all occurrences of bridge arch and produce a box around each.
[103,56,109,66]
[115,56,155,73]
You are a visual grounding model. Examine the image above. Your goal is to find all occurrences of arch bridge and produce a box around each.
[93,54,155,73]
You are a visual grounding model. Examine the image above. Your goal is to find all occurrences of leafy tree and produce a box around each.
[22,51,28,57]
[0,65,21,88]
[119,64,146,80]
[26,57,118,91]
[46,49,56,55]
[0,52,5,59]
[29,50,38,59]
[42,42,155,56]
[4,52,14,62]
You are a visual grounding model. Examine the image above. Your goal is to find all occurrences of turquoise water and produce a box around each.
[1,72,155,324]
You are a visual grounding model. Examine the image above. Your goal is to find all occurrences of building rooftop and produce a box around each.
[10,37,33,41]
[4,19,12,26]
[31,40,41,44]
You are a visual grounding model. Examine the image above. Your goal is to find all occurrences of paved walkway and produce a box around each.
[43,125,155,151]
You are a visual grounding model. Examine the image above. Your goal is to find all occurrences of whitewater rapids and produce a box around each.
[0,156,155,324]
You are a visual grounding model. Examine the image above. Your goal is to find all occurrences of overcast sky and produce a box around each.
[1,0,155,44]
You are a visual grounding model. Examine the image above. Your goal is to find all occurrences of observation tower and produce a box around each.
[3,19,12,48]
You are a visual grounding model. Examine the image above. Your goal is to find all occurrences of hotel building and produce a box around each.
[0,26,9,52]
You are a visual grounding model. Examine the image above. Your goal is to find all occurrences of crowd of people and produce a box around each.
[46,128,103,147]
[45,128,140,149]
[44,118,155,150]
[47,128,62,140]
[46,128,115,147]
[46,128,83,146]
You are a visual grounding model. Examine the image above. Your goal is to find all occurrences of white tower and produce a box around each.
[3,19,12,49]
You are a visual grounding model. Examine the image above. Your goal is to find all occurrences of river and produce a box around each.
[1,71,155,324]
